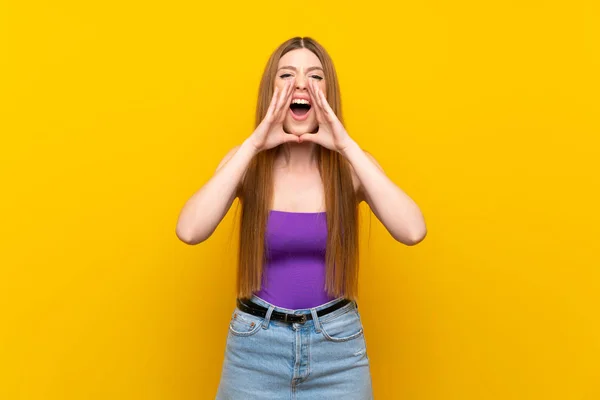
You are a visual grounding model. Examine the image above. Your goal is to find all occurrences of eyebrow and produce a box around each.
[277,66,324,72]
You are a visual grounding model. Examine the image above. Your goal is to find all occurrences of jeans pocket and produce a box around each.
[319,305,364,342]
[228,307,264,337]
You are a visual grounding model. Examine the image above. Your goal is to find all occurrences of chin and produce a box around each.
[284,118,318,136]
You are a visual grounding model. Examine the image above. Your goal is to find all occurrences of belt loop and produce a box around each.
[262,305,275,329]
[310,308,322,333]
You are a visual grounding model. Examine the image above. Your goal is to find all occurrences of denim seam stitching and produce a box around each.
[320,327,364,342]
[229,324,262,336]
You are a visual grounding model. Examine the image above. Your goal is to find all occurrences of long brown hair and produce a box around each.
[237,37,359,301]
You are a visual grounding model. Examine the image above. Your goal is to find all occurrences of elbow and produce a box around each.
[395,227,427,246]
[175,225,207,245]
[403,215,427,246]
[409,228,427,246]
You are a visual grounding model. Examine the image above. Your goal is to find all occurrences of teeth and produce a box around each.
[291,99,310,105]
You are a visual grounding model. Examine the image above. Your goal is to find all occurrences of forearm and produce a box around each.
[341,141,427,245]
[176,139,258,244]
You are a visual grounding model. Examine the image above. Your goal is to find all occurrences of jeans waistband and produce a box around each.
[248,295,350,315]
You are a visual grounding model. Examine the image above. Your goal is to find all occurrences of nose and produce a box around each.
[295,75,308,90]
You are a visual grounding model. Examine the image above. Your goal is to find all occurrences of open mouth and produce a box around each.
[289,99,311,120]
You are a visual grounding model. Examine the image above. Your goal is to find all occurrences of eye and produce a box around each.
[279,73,293,79]
[310,75,324,80]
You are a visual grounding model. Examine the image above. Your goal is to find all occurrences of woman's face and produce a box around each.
[275,48,326,136]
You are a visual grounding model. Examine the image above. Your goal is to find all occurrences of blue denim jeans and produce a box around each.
[216,295,373,399]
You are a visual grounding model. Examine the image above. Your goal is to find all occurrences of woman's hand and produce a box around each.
[247,79,300,152]
[298,79,355,153]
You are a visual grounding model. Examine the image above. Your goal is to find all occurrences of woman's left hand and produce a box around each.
[299,79,355,154]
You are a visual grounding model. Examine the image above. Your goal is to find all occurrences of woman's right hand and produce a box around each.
[247,79,300,152]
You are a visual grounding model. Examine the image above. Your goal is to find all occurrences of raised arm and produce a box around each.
[176,79,299,245]
[299,78,427,246]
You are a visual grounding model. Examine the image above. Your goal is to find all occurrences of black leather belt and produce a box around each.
[236,298,353,324]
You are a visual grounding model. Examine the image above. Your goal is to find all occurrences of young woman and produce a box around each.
[176,37,426,399]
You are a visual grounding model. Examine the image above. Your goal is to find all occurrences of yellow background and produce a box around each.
[1,0,599,398]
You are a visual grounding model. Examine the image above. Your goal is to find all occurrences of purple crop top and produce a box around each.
[253,210,338,309]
